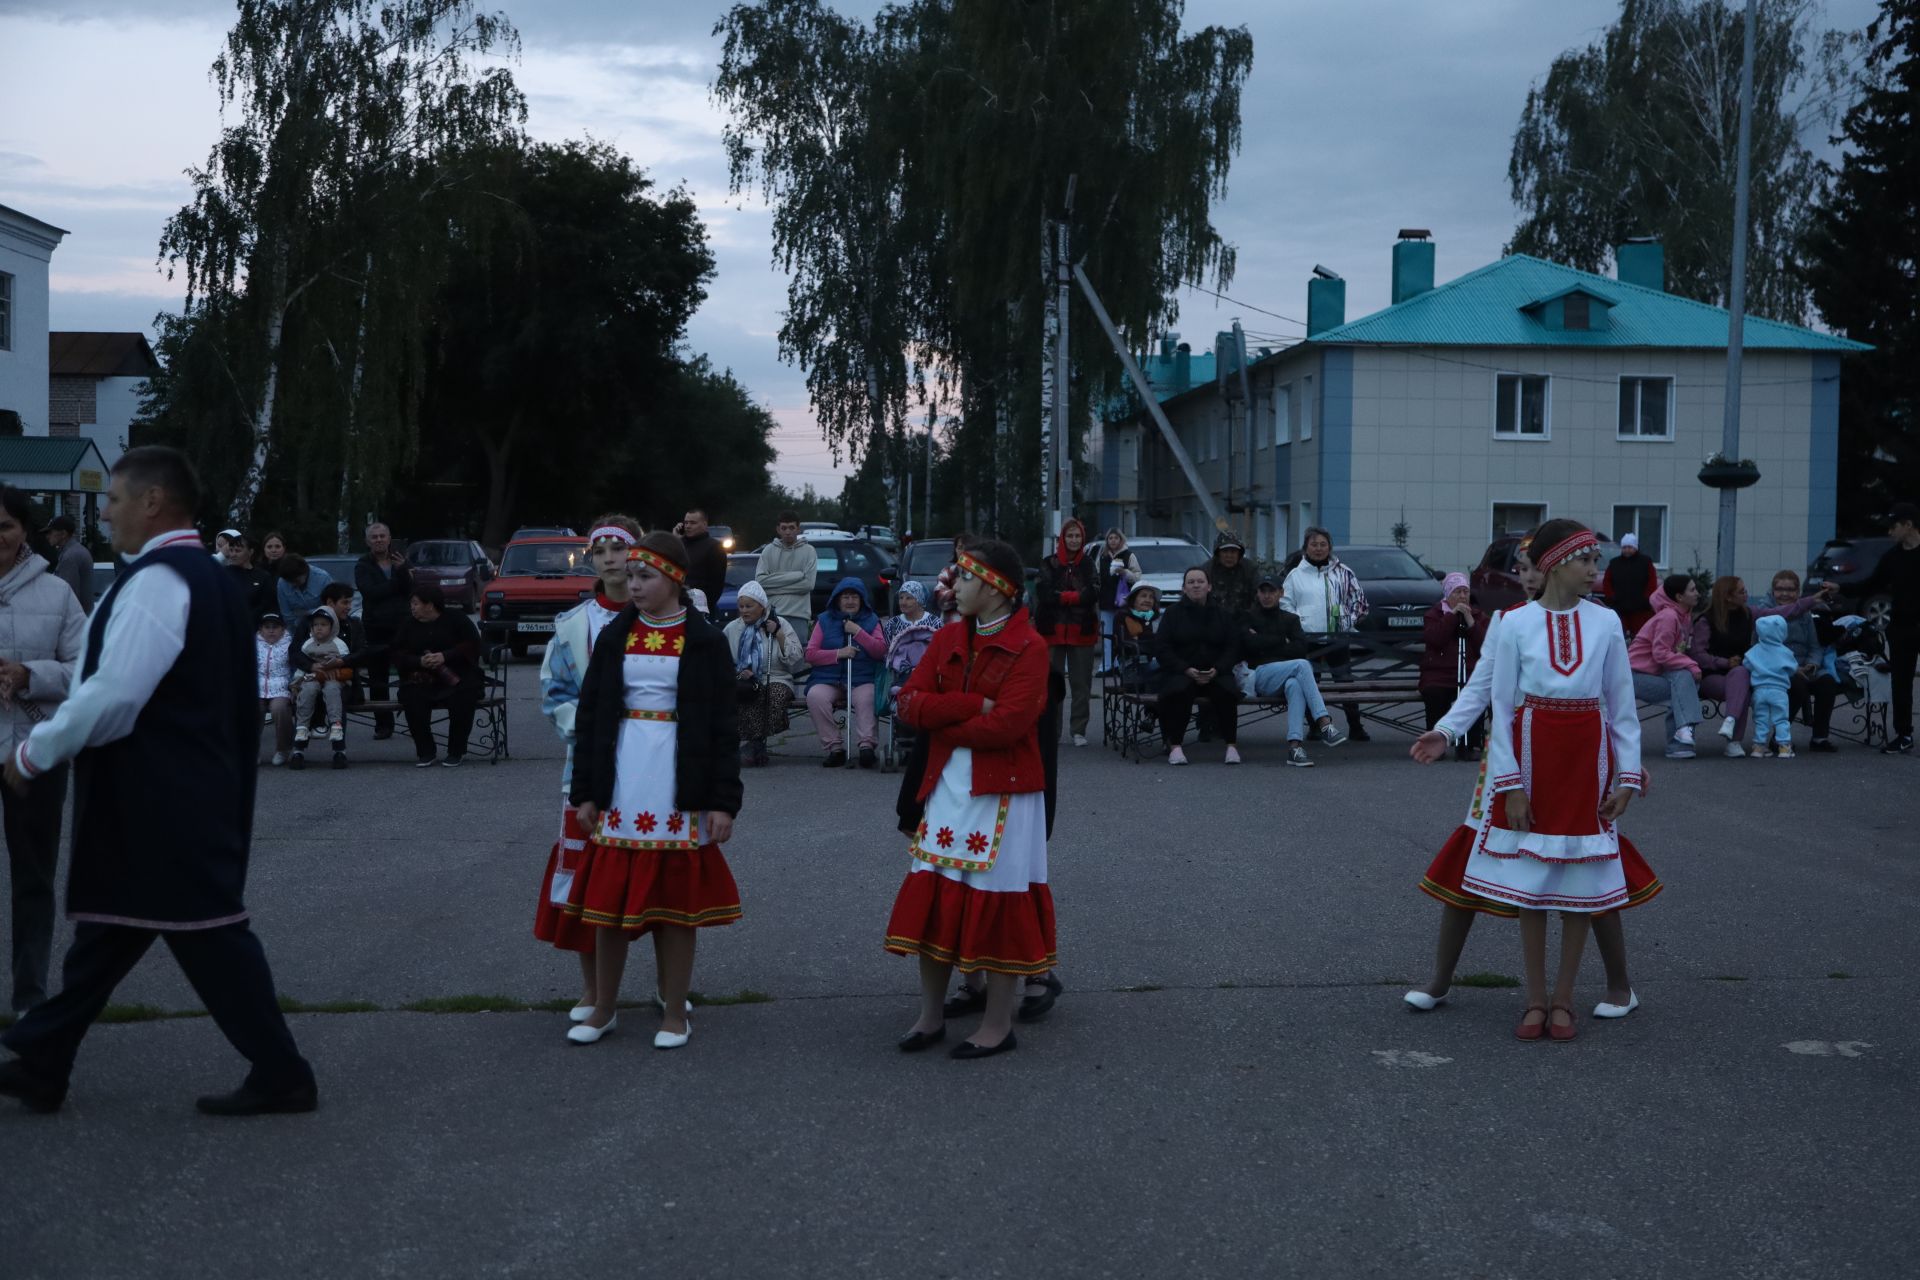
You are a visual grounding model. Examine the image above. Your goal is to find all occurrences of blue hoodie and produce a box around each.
[1745,614,1797,693]
[808,575,882,688]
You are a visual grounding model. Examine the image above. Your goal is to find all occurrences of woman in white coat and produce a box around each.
[0,488,89,1015]
[723,580,804,767]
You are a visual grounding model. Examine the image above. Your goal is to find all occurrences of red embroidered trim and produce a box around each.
[1535,530,1599,572]
[1522,695,1600,711]
[1546,611,1585,676]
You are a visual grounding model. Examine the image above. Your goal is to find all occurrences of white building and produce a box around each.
[50,332,160,473]
[0,202,68,436]
[1098,236,1869,587]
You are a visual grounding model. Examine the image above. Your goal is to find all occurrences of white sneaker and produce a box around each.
[1287,745,1314,768]
[328,724,344,744]
[1223,745,1242,765]
[1675,725,1696,746]
[1724,742,1746,758]
[1718,715,1737,740]
[270,752,287,767]
[653,1019,692,1050]
[293,729,310,746]
[1167,746,1189,766]
[1072,734,1088,748]
[1776,745,1795,759]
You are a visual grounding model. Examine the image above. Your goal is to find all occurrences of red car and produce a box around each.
[482,535,594,658]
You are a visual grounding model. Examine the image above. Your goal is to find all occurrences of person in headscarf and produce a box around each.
[1418,572,1489,761]
[724,579,804,768]
[1035,517,1099,746]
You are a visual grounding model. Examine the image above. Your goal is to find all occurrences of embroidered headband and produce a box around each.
[1535,529,1600,573]
[626,545,687,584]
[957,550,1018,599]
[588,525,637,546]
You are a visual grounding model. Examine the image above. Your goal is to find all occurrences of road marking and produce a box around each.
[1371,1049,1451,1069]
[1783,1040,1871,1058]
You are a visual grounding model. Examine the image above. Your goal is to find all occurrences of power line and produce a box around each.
[1182,281,1308,328]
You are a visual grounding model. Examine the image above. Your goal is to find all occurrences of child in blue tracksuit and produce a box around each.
[1745,613,1799,758]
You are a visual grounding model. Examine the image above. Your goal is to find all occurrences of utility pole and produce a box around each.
[925,408,935,536]
[1054,176,1075,536]
[1716,0,1757,580]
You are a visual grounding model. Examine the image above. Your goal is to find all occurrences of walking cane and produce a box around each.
[843,655,857,768]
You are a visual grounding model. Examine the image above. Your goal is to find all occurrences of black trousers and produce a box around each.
[363,627,397,731]
[1,920,311,1091]
[399,677,480,759]
[3,764,68,1013]
[1885,630,1918,739]
[1159,681,1239,747]
[1315,642,1366,734]
[1421,689,1485,750]
[1786,671,1840,739]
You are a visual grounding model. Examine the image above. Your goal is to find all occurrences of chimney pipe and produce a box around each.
[1616,237,1664,292]
[1307,272,1345,337]
[1392,229,1436,304]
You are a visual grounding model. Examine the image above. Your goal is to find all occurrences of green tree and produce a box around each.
[1508,0,1859,321]
[157,0,524,531]
[1804,0,1919,518]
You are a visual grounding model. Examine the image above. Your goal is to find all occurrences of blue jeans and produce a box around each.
[1252,659,1327,741]
[1632,669,1702,745]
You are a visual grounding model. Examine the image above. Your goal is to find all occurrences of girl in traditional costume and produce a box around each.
[534,517,638,1013]
[885,540,1056,1059]
[565,533,743,1048]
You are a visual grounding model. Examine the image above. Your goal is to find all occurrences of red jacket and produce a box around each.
[1418,603,1489,691]
[895,607,1049,799]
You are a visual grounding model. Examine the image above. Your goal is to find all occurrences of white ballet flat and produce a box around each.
[653,1020,692,1050]
[1403,990,1448,1011]
[566,1015,617,1044]
[1592,991,1640,1019]
[568,1004,595,1023]
[653,993,694,1015]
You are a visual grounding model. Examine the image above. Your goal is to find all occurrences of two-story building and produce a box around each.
[1102,234,1869,586]
[0,201,69,436]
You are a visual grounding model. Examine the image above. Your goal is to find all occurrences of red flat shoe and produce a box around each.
[1547,1003,1578,1042]
[1515,1005,1548,1041]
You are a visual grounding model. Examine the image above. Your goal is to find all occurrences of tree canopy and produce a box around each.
[1508,0,1859,321]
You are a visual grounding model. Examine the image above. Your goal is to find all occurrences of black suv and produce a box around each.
[1808,537,1896,626]
[797,533,897,616]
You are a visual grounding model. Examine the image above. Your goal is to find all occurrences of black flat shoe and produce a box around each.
[1017,973,1064,1023]
[896,1026,946,1052]
[950,1033,1018,1060]
[859,746,878,769]
[0,1056,67,1114]
[195,1081,319,1116]
[943,986,988,1018]
[822,750,847,768]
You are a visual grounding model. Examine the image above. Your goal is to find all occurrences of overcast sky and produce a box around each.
[0,0,1879,491]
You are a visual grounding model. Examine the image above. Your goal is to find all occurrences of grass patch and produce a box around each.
[1117,984,1165,993]
[1828,972,1852,980]
[690,989,774,1007]
[1456,972,1522,989]
[529,997,580,1013]
[279,996,381,1015]
[1710,975,1748,982]
[99,1003,206,1024]
[399,994,534,1014]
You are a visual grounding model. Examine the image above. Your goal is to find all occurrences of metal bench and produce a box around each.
[344,644,511,763]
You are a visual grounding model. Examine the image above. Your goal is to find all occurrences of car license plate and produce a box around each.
[1389,615,1422,627]
[517,621,555,633]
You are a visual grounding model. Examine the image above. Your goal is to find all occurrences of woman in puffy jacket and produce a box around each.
[0,487,89,1016]
[1626,575,1705,759]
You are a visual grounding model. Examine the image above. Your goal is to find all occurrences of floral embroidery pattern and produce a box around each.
[966,831,988,855]
[643,631,666,652]
[636,811,657,834]
[605,809,622,831]
[666,813,684,834]
[936,827,954,849]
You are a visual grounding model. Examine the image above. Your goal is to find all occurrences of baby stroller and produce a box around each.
[876,621,938,769]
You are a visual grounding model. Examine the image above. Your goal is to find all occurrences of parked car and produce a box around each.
[1807,536,1895,627]
[1123,536,1213,602]
[715,552,758,624]
[1471,532,1619,614]
[795,530,897,615]
[404,538,493,613]
[799,521,842,533]
[90,561,116,605]
[1328,545,1447,632]
[709,523,739,553]
[852,523,899,552]
[482,535,594,658]
[895,537,956,608]
[511,526,575,540]
[303,554,365,620]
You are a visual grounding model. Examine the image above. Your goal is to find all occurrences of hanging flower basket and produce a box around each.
[1698,459,1761,490]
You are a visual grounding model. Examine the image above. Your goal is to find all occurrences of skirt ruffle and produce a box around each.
[883,868,1057,976]
[567,839,743,935]
[1419,824,1662,917]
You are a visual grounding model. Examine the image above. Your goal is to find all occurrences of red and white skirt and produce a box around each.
[533,803,597,953]
[1455,698,1647,913]
[1420,825,1662,918]
[565,835,742,935]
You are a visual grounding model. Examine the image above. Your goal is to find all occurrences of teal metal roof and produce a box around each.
[1312,254,1870,352]
[0,437,102,473]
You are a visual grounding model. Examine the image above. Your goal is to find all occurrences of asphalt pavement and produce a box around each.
[2,662,1915,1278]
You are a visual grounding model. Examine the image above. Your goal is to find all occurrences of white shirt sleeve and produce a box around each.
[1435,610,1501,744]
[16,565,192,777]
[1482,608,1525,795]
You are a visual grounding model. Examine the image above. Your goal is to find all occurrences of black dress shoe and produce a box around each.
[950,1033,1018,1060]
[195,1080,319,1116]
[822,750,847,768]
[372,726,394,741]
[0,1056,68,1113]
[1349,726,1372,742]
[942,985,988,1018]
[1017,973,1063,1023]
[896,1026,946,1052]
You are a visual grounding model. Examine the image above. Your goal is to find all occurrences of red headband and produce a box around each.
[1535,530,1599,573]
[957,551,1018,599]
[626,546,686,584]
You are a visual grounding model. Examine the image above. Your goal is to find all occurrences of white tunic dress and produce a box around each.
[593,610,704,852]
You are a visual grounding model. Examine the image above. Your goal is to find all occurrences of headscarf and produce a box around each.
[735,580,771,676]
[898,580,931,612]
[1440,572,1470,613]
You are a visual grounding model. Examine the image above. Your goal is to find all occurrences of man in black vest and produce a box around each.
[0,447,316,1116]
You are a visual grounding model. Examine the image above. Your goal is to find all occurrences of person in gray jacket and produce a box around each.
[755,512,819,644]
[0,489,89,1014]
[42,515,94,614]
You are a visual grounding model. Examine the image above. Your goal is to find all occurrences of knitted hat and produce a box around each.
[737,579,770,611]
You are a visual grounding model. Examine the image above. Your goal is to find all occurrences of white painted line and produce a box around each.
[1782,1040,1872,1058]
[1371,1049,1452,1068]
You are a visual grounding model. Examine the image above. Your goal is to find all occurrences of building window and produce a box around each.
[0,271,12,351]
[1611,504,1667,564]
[1493,502,1547,538]
[1494,374,1550,438]
[1301,375,1315,441]
[1618,376,1673,439]
[1273,383,1291,446]
[1273,503,1290,557]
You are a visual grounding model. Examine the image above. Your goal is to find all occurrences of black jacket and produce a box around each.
[1034,550,1099,642]
[681,533,729,612]
[1861,541,1920,634]
[571,601,743,817]
[227,563,278,624]
[355,553,414,632]
[1156,598,1238,694]
[1241,604,1310,667]
[391,610,482,686]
